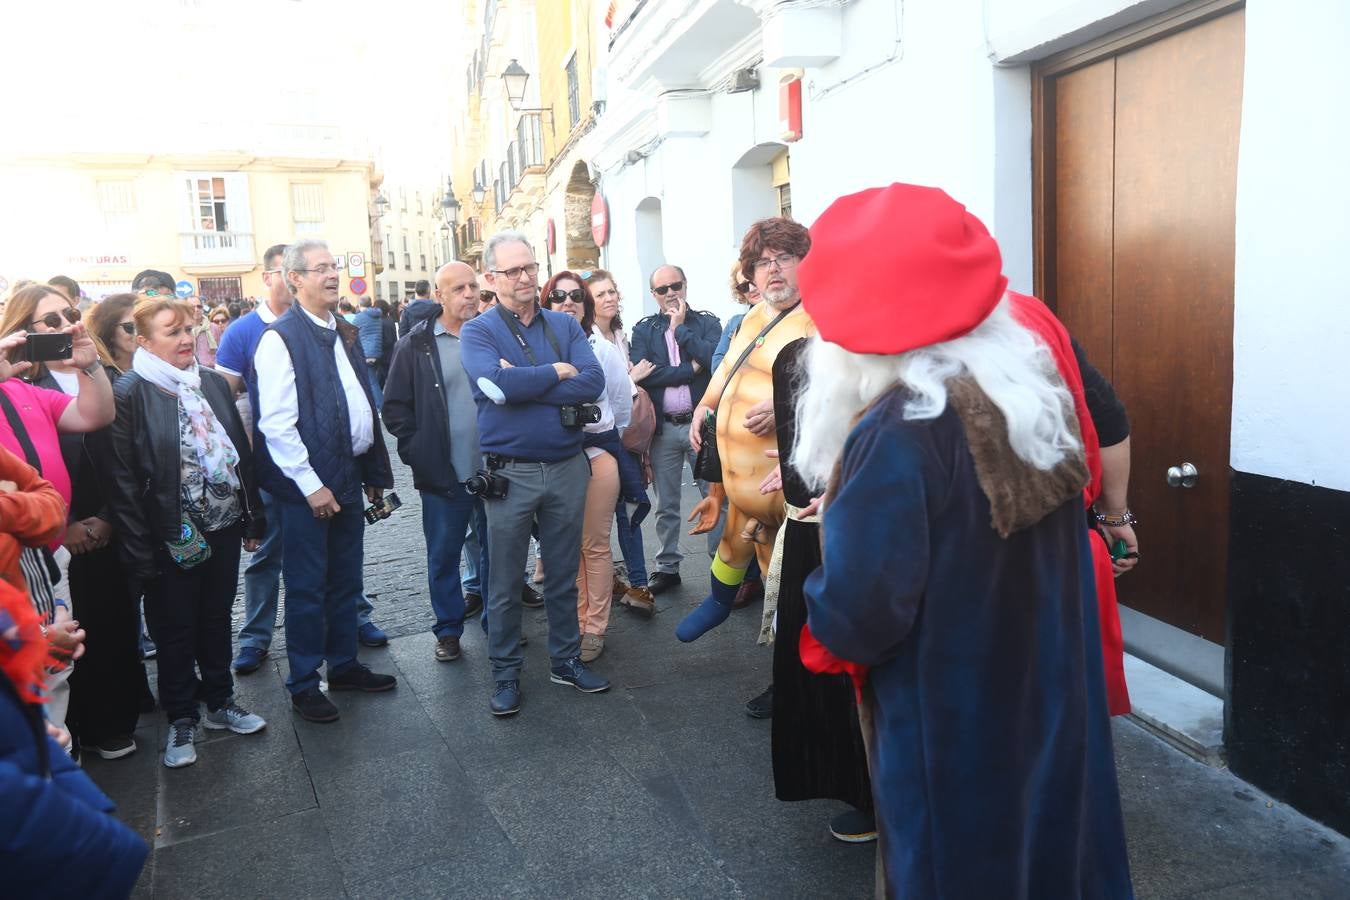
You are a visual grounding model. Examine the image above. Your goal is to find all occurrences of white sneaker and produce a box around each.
[164,719,198,768]
[203,701,267,735]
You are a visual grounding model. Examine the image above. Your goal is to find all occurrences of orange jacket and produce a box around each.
[0,444,67,596]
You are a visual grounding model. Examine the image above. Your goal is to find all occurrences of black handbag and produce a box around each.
[692,306,793,483]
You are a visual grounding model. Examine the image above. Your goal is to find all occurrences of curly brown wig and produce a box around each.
[738,217,811,286]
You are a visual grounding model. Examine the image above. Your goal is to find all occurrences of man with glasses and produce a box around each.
[629,265,723,595]
[217,244,292,675]
[459,230,608,717]
[253,239,398,723]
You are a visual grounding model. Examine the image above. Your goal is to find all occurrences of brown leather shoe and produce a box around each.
[612,574,630,601]
[732,578,764,610]
[434,635,461,662]
[619,586,656,618]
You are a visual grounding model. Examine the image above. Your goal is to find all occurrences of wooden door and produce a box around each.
[1040,7,1245,641]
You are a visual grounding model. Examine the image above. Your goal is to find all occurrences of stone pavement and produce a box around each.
[84,467,1350,898]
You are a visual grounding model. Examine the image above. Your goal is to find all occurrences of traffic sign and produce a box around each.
[334,254,347,271]
[349,277,368,296]
[175,280,194,298]
[348,252,366,278]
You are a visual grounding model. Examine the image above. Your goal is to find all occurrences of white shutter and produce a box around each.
[224,173,251,235]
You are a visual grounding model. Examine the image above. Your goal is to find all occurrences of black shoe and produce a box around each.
[464,592,484,618]
[491,680,521,716]
[292,688,340,723]
[648,571,682,595]
[328,664,397,692]
[745,684,774,719]
[520,583,544,609]
[829,808,878,843]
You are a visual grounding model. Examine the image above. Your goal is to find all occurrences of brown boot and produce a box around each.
[619,586,656,618]
[612,574,630,601]
[732,578,764,610]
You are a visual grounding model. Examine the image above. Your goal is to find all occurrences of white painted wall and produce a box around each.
[1229,0,1350,492]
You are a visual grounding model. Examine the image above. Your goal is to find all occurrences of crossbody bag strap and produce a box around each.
[0,389,42,475]
[712,305,794,417]
[496,303,564,365]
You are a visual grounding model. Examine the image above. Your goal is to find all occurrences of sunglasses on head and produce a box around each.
[117,322,136,335]
[548,288,586,304]
[31,307,82,329]
[735,281,751,294]
[653,281,685,296]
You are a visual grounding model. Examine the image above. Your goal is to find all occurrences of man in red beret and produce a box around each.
[791,184,1133,898]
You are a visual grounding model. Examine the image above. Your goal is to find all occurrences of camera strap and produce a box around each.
[495,303,563,365]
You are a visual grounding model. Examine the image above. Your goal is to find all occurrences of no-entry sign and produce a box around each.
[349,277,368,296]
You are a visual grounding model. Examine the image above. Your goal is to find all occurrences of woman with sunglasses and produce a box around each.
[711,262,762,372]
[0,284,118,748]
[87,293,139,373]
[540,272,647,662]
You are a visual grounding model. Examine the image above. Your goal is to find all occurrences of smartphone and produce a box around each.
[23,332,74,363]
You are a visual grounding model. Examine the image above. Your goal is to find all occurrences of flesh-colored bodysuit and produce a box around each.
[698,301,816,575]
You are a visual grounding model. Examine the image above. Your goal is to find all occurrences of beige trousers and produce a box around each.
[576,452,620,637]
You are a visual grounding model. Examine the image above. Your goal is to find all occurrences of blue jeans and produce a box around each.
[237,489,283,651]
[366,367,384,410]
[614,501,648,587]
[462,515,483,595]
[278,499,365,695]
[422,485,488,639]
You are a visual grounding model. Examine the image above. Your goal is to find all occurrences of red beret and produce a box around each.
[798,184,1008,354]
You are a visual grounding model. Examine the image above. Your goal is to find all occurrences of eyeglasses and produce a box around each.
[117,322,136,335]
[262,268,282,275]
[547,288,586,304]
[30,308,82,330]
[752,253,798,273]
[491,263,540,281]
[301,264,340,275]
[653,280,685,296]
[735,281,751,295]
[479,290,497,303]
[140,287,176,297]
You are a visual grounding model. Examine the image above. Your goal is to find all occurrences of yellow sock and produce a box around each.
[710,554,748,587]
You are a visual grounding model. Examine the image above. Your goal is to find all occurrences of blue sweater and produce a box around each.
[459,306,604,461]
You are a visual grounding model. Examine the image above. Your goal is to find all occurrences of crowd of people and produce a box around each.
[1,182,1144,896]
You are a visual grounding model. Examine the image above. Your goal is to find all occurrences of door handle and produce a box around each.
[1166,462,1198,488]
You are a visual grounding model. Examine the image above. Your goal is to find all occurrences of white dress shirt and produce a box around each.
[583,331,635,460]
[254,304,375,497]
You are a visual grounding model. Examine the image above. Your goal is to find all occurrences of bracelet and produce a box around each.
[1094,508,1137,527]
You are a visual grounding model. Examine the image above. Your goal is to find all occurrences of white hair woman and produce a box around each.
[791,184,1133,897]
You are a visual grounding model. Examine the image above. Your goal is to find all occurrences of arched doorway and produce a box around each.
[730,142,790,244]
[634,196,665,317]
[564,160,600,270]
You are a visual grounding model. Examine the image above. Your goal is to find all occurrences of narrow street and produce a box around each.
[83,461,1350,898]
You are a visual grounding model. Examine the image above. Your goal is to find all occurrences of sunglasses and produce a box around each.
[30,307,82,330]
[653,281,685,296]
[735,281,751,294]
[548,288,586,304]
[140,287,176,297]
[117,322,136,335]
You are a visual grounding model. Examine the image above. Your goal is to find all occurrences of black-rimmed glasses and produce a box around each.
[751,253,798,273]
[491,263,540,281]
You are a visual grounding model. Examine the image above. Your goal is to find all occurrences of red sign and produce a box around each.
[780,75,803,143]
[591,192,610,247]
[349,277,368,296]
[546,218,557,254]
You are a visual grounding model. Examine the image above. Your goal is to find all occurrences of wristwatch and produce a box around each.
[82,361,103,378]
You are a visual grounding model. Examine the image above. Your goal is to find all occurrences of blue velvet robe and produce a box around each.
[804,389,1133,899]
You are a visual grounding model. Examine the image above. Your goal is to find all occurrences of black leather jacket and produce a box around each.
[102,367,265,581]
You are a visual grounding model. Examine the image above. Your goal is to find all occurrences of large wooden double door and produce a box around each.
[1035,3,1245,642]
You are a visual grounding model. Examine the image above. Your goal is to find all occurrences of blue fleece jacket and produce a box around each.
[459,305,604,461]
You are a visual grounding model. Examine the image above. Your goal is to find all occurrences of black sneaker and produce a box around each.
[648,571,682,595]
[93,734,137,760]
[464,592,484,618]
[745,684,774,719]
[520,583,544,609]
[292,687,340,723]
[829,808,878,843]
[328,664,397,692]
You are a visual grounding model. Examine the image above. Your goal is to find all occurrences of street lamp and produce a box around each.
[373,191,390,217]
[472,175,486,206]
[500,58,556,138]
[440,176,460,226]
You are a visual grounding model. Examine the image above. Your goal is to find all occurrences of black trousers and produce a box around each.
[66,540,145,745]
[142,523,243,723]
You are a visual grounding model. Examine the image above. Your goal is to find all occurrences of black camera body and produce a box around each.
[559,403,602,430]
[464,469,509,500]
[363,491,402,524]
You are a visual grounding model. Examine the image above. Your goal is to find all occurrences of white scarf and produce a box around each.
[132,348,240,489]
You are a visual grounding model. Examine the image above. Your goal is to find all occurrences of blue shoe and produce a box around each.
[358,622,389,647]
[549,657,610,694]
[232,646,267,675]
[675,596,733,642]
[491,680,521,716]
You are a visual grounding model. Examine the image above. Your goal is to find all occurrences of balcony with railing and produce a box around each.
[607,0,760,90]
[179,230,255,270]
[457,217,484,262]
[503,113,547,215]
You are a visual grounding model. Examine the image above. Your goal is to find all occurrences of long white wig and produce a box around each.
[791,296,1082,489]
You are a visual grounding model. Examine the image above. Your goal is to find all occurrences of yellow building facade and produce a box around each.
[0,152,382,304]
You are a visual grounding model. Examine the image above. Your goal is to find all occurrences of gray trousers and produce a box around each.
[650,420,721,573]
[483,454,590,680]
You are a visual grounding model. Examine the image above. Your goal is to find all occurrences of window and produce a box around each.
[291,183,324,235]
[565,54,580,128]
[404,281,418,299]
[418,231,427,270]
[416,191,423,214]
[97,180,136,232]
[399,187,407,211]
[403,229,411,269]
[778,183,792,220]
[190,176,229,232]
[386,230,395,268]
[389,281,400,300]
[375,281,384,301]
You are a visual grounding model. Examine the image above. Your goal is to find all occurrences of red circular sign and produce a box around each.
[546,218,557,254]
[349,277,368,296]
[590,192,609,247]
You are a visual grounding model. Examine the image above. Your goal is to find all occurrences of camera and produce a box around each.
[559,403,602,429]
[363,491,402,524]
[464,469,509,499]
[23,332,74,363]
